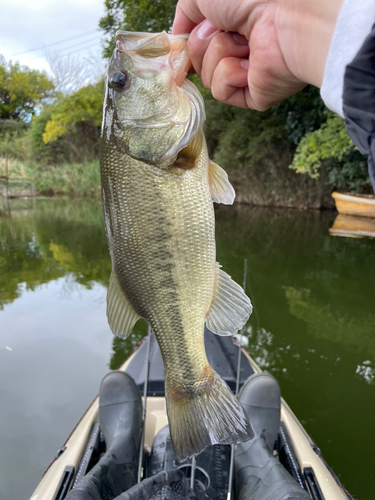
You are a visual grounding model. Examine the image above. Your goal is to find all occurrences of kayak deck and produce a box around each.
[30,329,352,500]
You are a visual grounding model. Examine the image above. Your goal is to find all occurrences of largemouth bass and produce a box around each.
[100,30,254,460]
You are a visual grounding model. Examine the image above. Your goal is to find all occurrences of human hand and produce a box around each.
[172,0,343,111]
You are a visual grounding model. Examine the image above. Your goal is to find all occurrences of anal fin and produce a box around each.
[208,160,235,205]
[206,263,253,335]
[107,269,140,338]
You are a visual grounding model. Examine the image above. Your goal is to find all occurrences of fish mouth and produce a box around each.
[115,30,191,86]
[116,31,189,42]
[105,31,205,167]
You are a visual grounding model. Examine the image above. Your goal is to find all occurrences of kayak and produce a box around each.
[332,191,375,218]
[30,328,353,500]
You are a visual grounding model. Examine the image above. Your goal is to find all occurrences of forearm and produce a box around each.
[275,0,343,88]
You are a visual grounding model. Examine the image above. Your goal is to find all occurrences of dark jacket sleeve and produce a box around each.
[343,24,375,190]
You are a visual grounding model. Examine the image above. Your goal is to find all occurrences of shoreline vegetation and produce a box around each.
[0,0,372,208]
[2,158,101,199]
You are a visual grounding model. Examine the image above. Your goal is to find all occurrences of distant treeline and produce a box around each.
[0,0,371,203]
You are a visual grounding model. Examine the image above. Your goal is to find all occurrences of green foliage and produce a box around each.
[0,119,27,133]
[289,112,370,192]
[42,81,104,144]
[273,86,327,144]
[29,80,104,165]
[99,0,177,58]
[0,55,54,122]
[324,149,370,193]
[291,113,356,177]
[29,108,60,163]
[212,109,287,173]
[0,131,30,161]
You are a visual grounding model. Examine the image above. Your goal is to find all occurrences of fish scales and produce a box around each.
[100,30,254,459]
[101,141,215,385]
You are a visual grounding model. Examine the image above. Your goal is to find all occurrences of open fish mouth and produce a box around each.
[115,30,191,86]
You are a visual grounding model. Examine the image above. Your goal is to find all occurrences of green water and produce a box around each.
[0,198,374,499]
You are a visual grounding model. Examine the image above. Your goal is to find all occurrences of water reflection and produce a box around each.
[330,214,375,239]
[0,199,111,310]
[285,286,375,358]
[0,200,374,499]
[109,320,148,370]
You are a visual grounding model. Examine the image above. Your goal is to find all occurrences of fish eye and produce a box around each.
[110,71,127,91]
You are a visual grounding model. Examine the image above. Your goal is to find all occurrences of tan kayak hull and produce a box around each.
[30,349,350,500]
[332,191,375,218]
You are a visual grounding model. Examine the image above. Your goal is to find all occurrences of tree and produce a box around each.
[0,55,55,122]
[44,49,105,95]
[99,0,177,58]
[30,80,104,165]
[42,80,104,144]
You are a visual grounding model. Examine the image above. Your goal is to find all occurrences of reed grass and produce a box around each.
[31,160,101,198]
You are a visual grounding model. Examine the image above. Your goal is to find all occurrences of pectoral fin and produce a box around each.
[107,270,140,338]
[175,130,203,169]
[206,264,252,336]
[208,160,235,205]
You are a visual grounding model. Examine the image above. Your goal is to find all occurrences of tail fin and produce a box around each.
[166,372,254,460]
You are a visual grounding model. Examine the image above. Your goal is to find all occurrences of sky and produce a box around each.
[0,0,106,75]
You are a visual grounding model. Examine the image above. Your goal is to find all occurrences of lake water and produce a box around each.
[0,198,374,500]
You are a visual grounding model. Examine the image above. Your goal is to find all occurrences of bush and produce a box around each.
[289,112,370,192]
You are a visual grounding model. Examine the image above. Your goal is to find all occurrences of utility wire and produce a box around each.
[14,29,99,56]
[58,39,102,57]
[48,35,99,54]
[44,37,100,56]
[30,38,102,62]
[55,40,100,56]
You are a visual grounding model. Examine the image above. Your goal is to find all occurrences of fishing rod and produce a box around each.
[227,259,248,500]
[190,455,196,491]
[137,324,153,483]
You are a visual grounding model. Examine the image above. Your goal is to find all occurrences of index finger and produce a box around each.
[172,0,205,34]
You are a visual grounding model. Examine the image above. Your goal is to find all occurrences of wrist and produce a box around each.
[276,0,344,88]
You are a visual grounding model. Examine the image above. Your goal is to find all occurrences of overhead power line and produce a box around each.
[14,29,99,56]
[61,41,103,57]
[30,35,100,60]
[29,39,103,63]
[45,39,102,58]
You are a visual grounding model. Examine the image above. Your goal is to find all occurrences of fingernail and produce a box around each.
[197,20,219,39]
[240,59,249,71]
[232,33,248,45]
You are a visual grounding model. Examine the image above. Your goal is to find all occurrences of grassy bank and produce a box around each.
[4,158,101,198]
